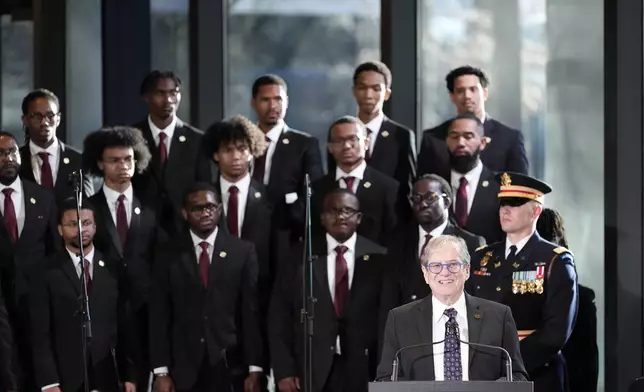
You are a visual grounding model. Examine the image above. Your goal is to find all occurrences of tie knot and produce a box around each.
[444,307,458,319]
[158,132,167,141]
[344,176,354,183]
[459,177,468,186]
[38,152,49,159]
[1,188,13,197]
[229,185,239,195]
[118,194,126,202]
[199,241,209,251]
[425,234,432,241]
[335,245,348,256]
[509,245,517,254]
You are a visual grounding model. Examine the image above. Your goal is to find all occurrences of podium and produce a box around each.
[369,381,534,392]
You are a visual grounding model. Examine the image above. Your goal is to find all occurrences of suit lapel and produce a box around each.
[267,125,290,183]
[355,166,373,198]
[207,231,234,293]
[90,250,108,302]
[346,238,369,310]
[241,180,263,238]
[370,118,395,165]
[126,194,143,248]
[19,146,36,183]
[61,253,82,296]
[415,297,435,380]
[165,122,190,185]
[18,182,38,241]
[180,235,200,286]
[465,294,483,365]
[95,190,124,257]
[140,122,161,175]
[311,238,334,310]
[468,167,495,223]
[56,143,73,188]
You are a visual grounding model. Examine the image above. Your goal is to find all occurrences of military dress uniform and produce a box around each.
[467,172,578,392]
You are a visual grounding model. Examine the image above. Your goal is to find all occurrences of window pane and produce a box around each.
[1,15,33,140]
[420,0,604,390]
[150,0,190,122]
[226,0,381,165]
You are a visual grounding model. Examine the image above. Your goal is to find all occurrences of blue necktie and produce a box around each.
[444,308,463,380]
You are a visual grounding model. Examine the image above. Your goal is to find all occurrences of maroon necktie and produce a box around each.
[366,128,374,161]
[38,152,54,188]
[227,186,239,237]
[116,194,128,248]
[253,136,270,183]
[334,245,349,317]
[158,132,168,166]
[83,259,92,296]
[198,242,210,287]
[455,177,469,228]
[420,233,432,259]
[2,188,18,244]
[343,176,355,193]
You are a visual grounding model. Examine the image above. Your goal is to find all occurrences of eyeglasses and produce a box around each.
[61,220,95,229]
[0,148,19,159]
[329,135,362,147]
[27,112,59,124]
[325,207,360,219]
[423,261,464,274]
[189,203,219,215]
[409,192,446,205]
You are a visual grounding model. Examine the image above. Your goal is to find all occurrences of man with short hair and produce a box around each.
[469,172,578,392]
[377,235,527,382]
[418,65,528,177]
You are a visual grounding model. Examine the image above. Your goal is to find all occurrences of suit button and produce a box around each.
[330,346,334,351]
[410,295,417,300]
[496,286,501,292]
[200,338,205,343]
[204,316,208,320]
[545,363,549,368]
[476,286,481,290]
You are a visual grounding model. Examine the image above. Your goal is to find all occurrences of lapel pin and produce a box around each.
[494,262,501,268]
[363,181,371,189]
[63,157,70,165]
[219,251,227,258]
[282,138,290,145]
[482,180,489,187]
[134,207,141,215]
[474,312,482,319]
[30,198,36,204]
[381,131,389,138]
[179,135,186,143]
[513,262,520,269]
[98,260,105,267]
[254,192,261,199]
[363,255,370,261]
[485,136,492,143]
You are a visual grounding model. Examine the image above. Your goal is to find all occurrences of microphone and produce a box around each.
[390,339,446,381]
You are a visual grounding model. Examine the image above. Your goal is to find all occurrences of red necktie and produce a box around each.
[83,259,92,296]
[2,188,18,244]
[198,242,210,287]
[420,233,432,259]
[158,132,168,166]
[38,152,54,188]
[116,194,128,248]
[366,128,374,161]
[343,176,355,193]
[455,177,469,227]
[253,136,270,183]
[334,245,349,317]
[227,186,239,237]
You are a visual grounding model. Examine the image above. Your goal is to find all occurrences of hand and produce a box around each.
[277,377,300,392]
[125,381,137,392]
[43,388,62,392]
[244,371,262,392]
[155,375,175,392]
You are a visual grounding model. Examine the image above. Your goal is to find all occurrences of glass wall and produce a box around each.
[226,0,381,165]
[1,15,33,139]
[419,0,604,390]
[150,0,190,122]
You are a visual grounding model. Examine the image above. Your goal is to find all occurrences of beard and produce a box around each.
[449,148,481,174]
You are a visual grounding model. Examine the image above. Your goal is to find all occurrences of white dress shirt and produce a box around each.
[0,177,25,235]
[102,183,133,226]
[450,160,483,214]
[505,233,534,258]
[418,219,449,258]
[326,232,357,354]
[364,112,385,156]
[432,293,470,381]
[148,115,177,155]
[29,138,60,185]
[220,174,250,233]
[334,160,367,193]
[255,120,284,185]
[154,228,262,375]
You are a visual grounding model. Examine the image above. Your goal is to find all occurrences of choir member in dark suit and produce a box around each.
[0,258,16,392]
[383,174,485,310]
[150,182,262,392]
[18,89,94,201]
[311,116,398,247]
[418,66,528,176]
[131,71,211,237]
[443,113,503,243]
[328,61,416,216]
[203,115,274,379]
[537,208,598,392]
[83,126,157,389]
[249,74,324,241]
[30,198,136,392]
[0,131,59,391]
[270,189,388,392]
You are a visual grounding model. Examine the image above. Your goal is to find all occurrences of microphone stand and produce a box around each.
[300,174,316,392]
[72,170,92,392]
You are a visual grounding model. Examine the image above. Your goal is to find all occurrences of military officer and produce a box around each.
[468,172,578,392]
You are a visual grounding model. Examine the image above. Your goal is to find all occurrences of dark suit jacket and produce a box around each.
[269,235,387,392]
[328,117,416,214]
[311,166,399,247]
[19,141,95,202]
[376,294,528,382]
[417,116,528,177]
[149,230,262,391]
[30,249,135,392]
[0,278,16,391]
[382,221,485,311]
[131,118,211,236]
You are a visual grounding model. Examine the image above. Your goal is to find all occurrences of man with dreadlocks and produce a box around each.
[83,126,159,390]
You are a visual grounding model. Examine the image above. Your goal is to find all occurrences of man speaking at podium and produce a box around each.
[377,235,527,382]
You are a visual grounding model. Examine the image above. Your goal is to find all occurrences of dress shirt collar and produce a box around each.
[66,246,95,265]
[190,228,218,249]
[148,115,177,137]
[29,138,59,158]
[450,159,483,186]
[432,291,467,325]
[0,176,22,195]
[220,174,251,195]
[264,120,285,143]
[505,231,534,255]
[419,218,449,240]
[335,159,367,181]
[102,183,133,204]
[364,112,385,135]
[326,232,358,255]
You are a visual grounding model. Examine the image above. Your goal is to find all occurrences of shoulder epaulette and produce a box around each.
[553,246,572,256]
[475,245,488,252]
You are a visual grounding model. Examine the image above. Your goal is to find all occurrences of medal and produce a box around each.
[535,266,545,295]
[481,251,492,267]
[512,272,519,294]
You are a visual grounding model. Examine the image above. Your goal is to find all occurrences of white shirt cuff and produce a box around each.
[42,383,60,391]
[285,192,298,204]
[153,367,170,375]
[249,366,263,373]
